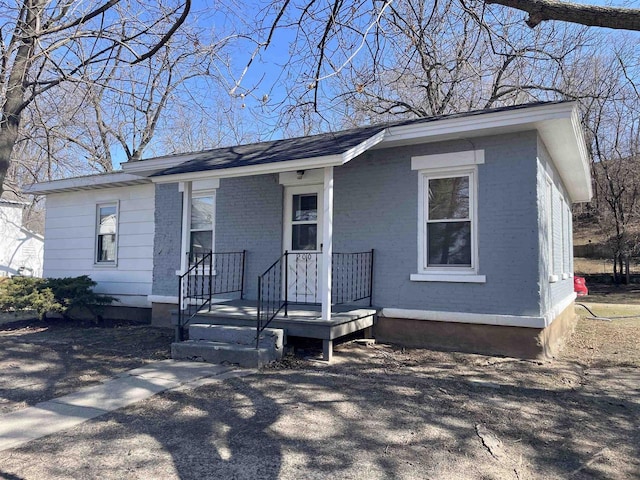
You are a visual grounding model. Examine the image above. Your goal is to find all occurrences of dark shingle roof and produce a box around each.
[152,124,386,177]
[151,101,568,177]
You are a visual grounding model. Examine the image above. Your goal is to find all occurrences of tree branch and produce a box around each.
[485,0,640,31]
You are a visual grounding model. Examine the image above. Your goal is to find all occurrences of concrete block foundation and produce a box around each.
[151,302,177,328]
[374,303,577,359]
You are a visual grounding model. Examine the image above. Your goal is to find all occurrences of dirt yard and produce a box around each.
[0,318,173,415]
[0,303,638,480]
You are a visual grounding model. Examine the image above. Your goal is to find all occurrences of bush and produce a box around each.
[0,275,115,321]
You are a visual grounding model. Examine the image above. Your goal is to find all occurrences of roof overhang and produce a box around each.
[25,172,151,195]
[144,129,387,184]
[377,102,592,202]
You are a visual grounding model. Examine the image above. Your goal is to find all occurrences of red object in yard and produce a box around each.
[574,276,588,296]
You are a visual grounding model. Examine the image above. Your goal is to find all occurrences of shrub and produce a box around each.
[0,275,115,321]
[0,277,63,319]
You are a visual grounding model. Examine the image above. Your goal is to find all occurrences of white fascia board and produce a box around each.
[381,102,578,146]
[340,130,386,163]
[535,109,592,203]
[25,173,151,195]
[150,154,344,184]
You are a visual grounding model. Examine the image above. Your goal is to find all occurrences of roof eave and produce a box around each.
[150,154,345,184]
[25,173,151,195]
[377,101,592,203]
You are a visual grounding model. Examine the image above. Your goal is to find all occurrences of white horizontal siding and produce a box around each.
[43,184,155,306]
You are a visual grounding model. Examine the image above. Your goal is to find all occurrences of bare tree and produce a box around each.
[0,0,192,197]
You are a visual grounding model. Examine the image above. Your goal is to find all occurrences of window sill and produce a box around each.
[410,273,486,283]
[549,275,559,283]
[562,273,569,280]
[94,262,118,268]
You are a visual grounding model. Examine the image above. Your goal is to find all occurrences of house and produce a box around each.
[27,101,591,359]
[0,199,44,278]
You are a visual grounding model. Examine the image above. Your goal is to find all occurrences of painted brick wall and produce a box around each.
[215,175,283,300]
[333,130,542,316]
[152,183,182,296]
[149,130,558,318]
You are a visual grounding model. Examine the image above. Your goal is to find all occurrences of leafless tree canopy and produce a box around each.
[0,0,192,197]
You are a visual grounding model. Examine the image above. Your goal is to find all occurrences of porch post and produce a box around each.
[178,181,192,275]
[321,166,334,321]
[178,181,192,311]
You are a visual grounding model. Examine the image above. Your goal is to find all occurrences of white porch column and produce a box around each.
[321,166,334,321]
[178,181,192,311]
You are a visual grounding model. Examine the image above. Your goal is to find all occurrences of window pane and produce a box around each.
[190,231,212,256]
[292,194,317,221]
[428,177,469,220]
[292,224,317,250]
[191,196,214,230]
[98,206,117,235]
[97,234,116,262]
[428,222,471,266]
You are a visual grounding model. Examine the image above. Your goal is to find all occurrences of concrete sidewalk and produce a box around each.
[0,359,254,452]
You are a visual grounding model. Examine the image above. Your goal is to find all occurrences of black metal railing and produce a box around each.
[177,250,246,340]
[256,252,288,347]
[332,250,374,305]
[256,249,374,347]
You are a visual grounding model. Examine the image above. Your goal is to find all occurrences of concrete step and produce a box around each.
[171,340,282,368]
[189,324,283,350]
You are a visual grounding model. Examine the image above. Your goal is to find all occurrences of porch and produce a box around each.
[175,249,377,362]
[181,299,377,361]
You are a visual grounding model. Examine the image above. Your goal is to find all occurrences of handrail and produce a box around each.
[256,251,288,348]
[255,249,374,347]
[176,250,246,341]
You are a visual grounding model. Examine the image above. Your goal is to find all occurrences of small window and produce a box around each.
[291,193,318,251]
[189,194,214,261]
[96,203,117,263]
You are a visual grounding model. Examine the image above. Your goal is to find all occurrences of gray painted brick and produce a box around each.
[152,183,182,296]
[333,131,541,316]
[215,175,283,300]
[151,130,573,319]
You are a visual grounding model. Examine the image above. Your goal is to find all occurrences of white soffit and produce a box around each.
[25,173,151,195]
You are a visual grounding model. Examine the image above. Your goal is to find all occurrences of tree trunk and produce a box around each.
[0,0,42,198]
[625,256,630,285]
[0,124,20,198]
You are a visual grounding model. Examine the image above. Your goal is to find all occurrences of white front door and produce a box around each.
[283,185,323,303]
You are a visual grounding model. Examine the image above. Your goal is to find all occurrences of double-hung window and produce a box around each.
[411,153,484,283]
[96,203,118,264]
[426,173,473,268]
[189,194,215,261]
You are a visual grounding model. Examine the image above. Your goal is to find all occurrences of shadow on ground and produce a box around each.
[1,341,638,480]
[0,320,172,414]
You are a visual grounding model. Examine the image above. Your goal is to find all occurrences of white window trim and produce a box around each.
[546,177,557,283]
[413,163,483,283]
[190,191,216,256]
[178,181,218,275]
[95,201,119,266]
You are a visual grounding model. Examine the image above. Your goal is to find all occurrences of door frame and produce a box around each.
[283,184,324,254]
